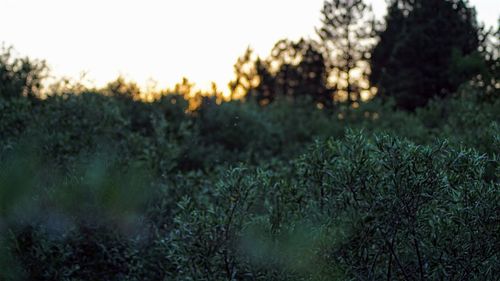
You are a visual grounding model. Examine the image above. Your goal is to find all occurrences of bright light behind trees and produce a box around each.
[0,0,497,93]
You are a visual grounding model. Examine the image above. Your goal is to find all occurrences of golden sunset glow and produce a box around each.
[1,0,497,94]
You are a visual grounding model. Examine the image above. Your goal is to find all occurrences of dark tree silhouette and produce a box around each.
[268,39,331,107]
[370,0,483,110]
[104,76,141,100]
[229,47,259,100]
[232,39,331,107]
[316,0,376,105]
[253,58,276,105]
[0,45,48,99]
[228,48,276,105]
[242,39,331,107]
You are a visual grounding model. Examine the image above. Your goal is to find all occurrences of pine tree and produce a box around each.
[233,39,331,107]
[228,47,259,100]
[316,0,376,105]
[267,39,331,107]
[253,58,276,105]
[260,39,332,107]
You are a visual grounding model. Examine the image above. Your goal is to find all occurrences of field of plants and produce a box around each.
[1,0,499,279]
[1,81,498,280]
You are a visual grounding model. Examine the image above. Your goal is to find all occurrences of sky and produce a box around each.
[1,0,498,93]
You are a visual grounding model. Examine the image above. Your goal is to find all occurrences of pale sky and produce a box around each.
[1,0,498,93]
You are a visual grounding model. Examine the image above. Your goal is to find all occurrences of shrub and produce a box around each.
[291,132,499,280]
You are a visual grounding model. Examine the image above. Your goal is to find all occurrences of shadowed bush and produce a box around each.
[2,131,497,280]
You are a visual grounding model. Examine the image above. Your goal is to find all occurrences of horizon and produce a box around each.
[1,0,498,94]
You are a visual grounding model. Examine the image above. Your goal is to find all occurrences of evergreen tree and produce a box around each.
[370,0,483,110]
[316,0,376,105]
[253,58,276,105]
[228,48,277,106]
[228,47,259,100]
[267,39,331,107]
[233,39,331,107]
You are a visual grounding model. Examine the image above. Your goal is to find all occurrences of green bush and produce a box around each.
[7,131,497,280]
[1,66,498,280]
[0,97,33,149]
[292,132,499,280]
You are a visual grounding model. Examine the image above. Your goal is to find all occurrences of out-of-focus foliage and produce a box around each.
[1,1,499,278]
[1,127,497,280]
[0,45,48,99]
[229,47,260,100]
[231,39,332,108]
[476,19,500,99]
[317,0,376,105]
[1,63,499,280]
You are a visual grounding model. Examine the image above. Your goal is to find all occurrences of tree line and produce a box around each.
[230,0,499,110]
[2,0,498,110]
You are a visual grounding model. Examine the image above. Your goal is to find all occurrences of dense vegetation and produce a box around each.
[1,0,499,280]
[1,81,498,280]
